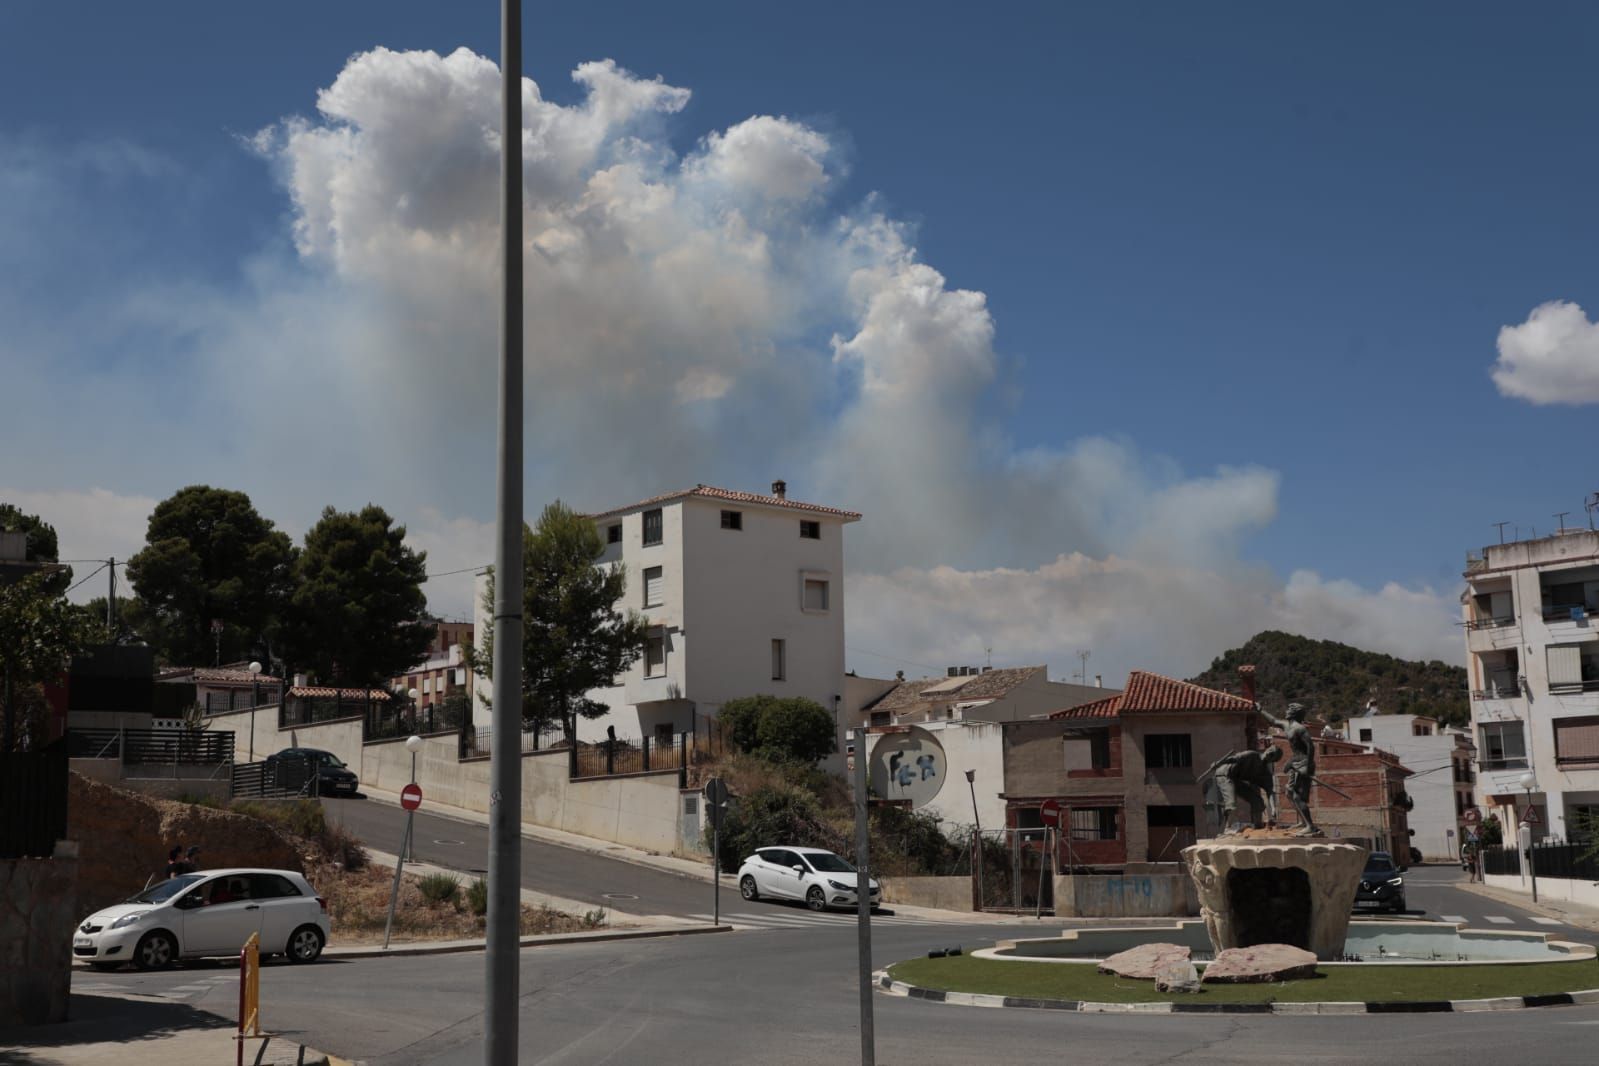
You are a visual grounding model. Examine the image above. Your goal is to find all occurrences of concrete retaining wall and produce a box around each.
[0,846,78,1026]
[881,875,974,911]
[1485,871,1599,908]
[1053,872,1198,917]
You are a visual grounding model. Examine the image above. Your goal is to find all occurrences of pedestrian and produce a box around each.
[164,845,185,879]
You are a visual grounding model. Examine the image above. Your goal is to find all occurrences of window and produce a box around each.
[1062,730,1112,771]
[803,578,829,611]
[1554,716,1599,766]
[1359,728,1373,743]
[1478,721,1527,769]
[1068,807,1119,841]
[607,523,621,544]
[799,519,820,539]
[720,510,742,530]
[645,633,666,678]
[771,639,786,680]
[643,565,664,607]
[642,508,663,546]
[249,873,302,899]
[1144,733,1191,769]
[1412,723,1432,737]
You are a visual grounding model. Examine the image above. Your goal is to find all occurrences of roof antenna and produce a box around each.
[1074,650,1090,685]
[1586,493,1599,531]
[1493,521,1510,545]
[1555,512,1571,534]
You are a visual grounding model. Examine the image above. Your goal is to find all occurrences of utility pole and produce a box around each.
[106,557,115,634]
[484,1,525,1062]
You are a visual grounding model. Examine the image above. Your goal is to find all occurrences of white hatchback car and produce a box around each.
[737,846,881,911]
[73,868,329,971]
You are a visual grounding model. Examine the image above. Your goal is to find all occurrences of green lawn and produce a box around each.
[887,955,1599,1004]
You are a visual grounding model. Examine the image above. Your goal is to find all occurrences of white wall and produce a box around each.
[1343,715,1471,860]
[865,719,1006,832]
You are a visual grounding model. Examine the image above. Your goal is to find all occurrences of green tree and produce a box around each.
[718,694,836,764]
[0,572,88,750]
[0,503,71,595]
[73,594,150,646]
[473,501,648,742]
[279,505,434,684]
[125,486,296,667]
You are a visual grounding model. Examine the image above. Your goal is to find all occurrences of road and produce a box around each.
[57,804,1599,1063]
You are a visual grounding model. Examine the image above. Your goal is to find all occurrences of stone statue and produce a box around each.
[1200,746,1283,834]
[1258,703,1319,836]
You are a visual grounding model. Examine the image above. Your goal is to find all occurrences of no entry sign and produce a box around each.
[1039,798,1065,829]
[401,783,423,811]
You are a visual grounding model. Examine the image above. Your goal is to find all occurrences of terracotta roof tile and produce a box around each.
[1048,671,1254,719]
[588,484,862,522]
[288,686,392,701]
[157,667,282,685]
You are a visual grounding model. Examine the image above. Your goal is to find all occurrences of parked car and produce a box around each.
[737,846,881,912]
[264,747,359,796]
[1352,851,1407,913]
[73,868,329,971]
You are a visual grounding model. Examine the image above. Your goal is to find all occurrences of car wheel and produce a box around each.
[1393,898,1407,914]
[286,925,325,963]
[806,886,827,912]
[740,875,759,902]
[134,930,176,971]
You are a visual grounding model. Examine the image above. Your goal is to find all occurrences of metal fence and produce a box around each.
[0,745,68,858]
[571,730,722,780]
[64,727,234,764]
[1481,841,1599,880]
[458,723,566,760]
[958,826,1055,914]
[279,693,376,730]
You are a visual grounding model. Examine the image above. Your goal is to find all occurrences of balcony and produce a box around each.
[1548,679,1599,696]
[1466,614,1516,631]
[1478,756,1528,771]
[1467,622,1521,654]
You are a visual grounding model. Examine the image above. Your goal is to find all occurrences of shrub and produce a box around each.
[582,907,607,928]
[417,872,460,904]
[709,782,847,872]
[325,821,369,871]
[467,877,489,916]
[718,695,835,765]
[231,799,326,839]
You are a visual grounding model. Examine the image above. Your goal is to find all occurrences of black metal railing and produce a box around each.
[203,684,282,716]
[458,724,565,760]
[64,728,234,764]
[1482,845,1519,877]
[1543,604,1591,623]
[1465,615,1517,631]
[1482,841,1599,881]
[280,693,378,729]
[0,744,68,858]
[1477,756,1529,771]
[571,728,725,782]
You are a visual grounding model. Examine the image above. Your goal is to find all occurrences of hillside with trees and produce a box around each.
[1188,630,1469,728]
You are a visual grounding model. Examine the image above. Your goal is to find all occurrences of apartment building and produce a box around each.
[389,619,474,718]
[482,482,859,744]
[1463,528,1599,840]
[1340,709,1475,861]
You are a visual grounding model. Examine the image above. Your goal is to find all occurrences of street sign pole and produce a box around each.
[853,731,875,1066]
[704,778,728,927]
[383,816,410,950]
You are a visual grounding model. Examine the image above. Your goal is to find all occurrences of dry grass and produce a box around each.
[312,859,604,944]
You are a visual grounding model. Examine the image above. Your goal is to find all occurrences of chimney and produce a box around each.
[1094,674,1103,688]
[771,479,787,499]
[1238,664,1257,704]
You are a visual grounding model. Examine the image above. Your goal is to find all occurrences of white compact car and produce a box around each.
[73,868,329,971]
[737,846,881,911]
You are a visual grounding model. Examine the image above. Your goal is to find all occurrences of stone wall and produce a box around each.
[880,875,974,911]
[0,847,78,1026]
[1053,872,1198,918]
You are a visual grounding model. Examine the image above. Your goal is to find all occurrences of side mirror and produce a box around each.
[792,865,806,875]
[176,892,203,910]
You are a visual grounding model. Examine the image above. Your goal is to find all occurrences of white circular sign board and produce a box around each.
[868,727,948,809]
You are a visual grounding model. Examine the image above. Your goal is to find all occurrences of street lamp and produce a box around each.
[406,734,423,862]
[1518,771,1539,903]
[408,687,420,733]
[966,769,983,910]
[247,661,262,762]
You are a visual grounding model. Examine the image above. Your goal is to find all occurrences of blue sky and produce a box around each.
[4,2,1597,679]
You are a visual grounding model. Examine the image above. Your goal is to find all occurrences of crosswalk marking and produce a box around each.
[1530,917,1563,926]
[1438,915,1467,924]
[1484,915,1514,924]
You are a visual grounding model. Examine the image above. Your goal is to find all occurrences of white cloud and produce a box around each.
[0,488,158,598]
[0,47,1454,677]
[1492,300,1599,404]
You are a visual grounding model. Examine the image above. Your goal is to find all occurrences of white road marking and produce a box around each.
[1438,914,1468,923]
[1484,915,1514,924]
[1530,917,1562,926]
[690,910,968,930]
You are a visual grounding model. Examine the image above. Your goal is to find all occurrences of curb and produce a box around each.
[872,970,1599,1015]
[325,923,732,959]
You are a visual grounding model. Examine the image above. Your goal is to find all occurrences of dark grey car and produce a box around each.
[1352,851,1406,913]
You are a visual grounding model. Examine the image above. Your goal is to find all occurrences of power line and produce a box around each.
[423,564,491,582]
[845,645,945,675]
[63,562,109,597]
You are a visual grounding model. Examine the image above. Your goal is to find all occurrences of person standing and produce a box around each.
[1258,703,1320,836]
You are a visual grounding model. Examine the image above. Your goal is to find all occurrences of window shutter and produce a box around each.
[1554,718,1599,763]
[1547,644,1583,689]
[644,566,664,606]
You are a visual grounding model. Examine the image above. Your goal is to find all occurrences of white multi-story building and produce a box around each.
[473,482,860,744]
[1339,708,1475,861]
[1463,528,1599,841]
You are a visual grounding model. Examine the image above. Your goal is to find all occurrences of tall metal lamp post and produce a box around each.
[1518,771,1539,903]
[247,661,262,762]
[408,687,420,734]
[966,769,983,910]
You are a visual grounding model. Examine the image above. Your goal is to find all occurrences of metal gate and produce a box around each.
[972,827,1055,914]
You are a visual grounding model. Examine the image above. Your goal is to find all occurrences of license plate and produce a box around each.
[1356,900,1382,907]
[74,937,92,947]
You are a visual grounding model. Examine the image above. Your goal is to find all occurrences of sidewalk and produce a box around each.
[1455,876,1599,933]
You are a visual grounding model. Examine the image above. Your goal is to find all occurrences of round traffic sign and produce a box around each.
[1039,798,1065,829]
[401,783,423,811]
[1462,807,1481,825]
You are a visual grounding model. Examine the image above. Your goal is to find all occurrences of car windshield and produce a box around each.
[803,852,855,873]
[126,873,203,904]
[316,752,345,768]
[1365,856,1396,873]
